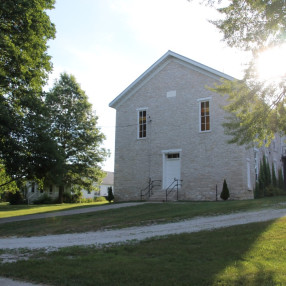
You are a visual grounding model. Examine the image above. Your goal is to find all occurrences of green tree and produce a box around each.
[278,168,284,190]
[258,155,272,196]
[220,179,230,201]
[45,73,108,203]
[271,163,277,187]
[258,158,265,194]
[0,163,19,195]
[265,157,272,187]
[0,0,56,93]
[106,186,114,203]
[0,0,57,183]
[194,0,286,145]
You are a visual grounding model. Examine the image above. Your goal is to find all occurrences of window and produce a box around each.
[31,182,35,193]
[49,185,53,194]
[138,109,147,139]
[200,101,210,131]
[167,153,180,159]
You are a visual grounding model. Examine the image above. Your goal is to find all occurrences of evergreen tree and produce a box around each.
[278,169,284,191]
[45,73,108,202]
[258,158,265,193]
[220,179,230,201]
[106,187,114,203]
[265,157,272,187]
[257,155,273,197]
[271,163,277,187]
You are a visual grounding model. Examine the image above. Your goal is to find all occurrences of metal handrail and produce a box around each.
[27,192,38,205]
[140,179,161,201]
[165,178,183,202]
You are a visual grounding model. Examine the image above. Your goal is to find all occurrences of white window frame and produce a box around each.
[137,107,148,139]
[197,97,212,133]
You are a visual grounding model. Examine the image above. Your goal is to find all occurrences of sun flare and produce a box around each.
[256,44,286,81]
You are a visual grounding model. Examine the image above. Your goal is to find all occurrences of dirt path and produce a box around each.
[0,208,285,250]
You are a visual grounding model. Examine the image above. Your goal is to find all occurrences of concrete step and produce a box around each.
[147,190,178,202]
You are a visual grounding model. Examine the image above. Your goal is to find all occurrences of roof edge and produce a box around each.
[109,50,235,109]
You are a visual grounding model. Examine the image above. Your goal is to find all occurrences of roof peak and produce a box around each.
[109,50,234,109]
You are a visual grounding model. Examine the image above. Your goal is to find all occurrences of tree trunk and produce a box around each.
[58,185,64,203]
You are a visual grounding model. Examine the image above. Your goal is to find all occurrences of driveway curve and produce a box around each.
[0,208,285,250]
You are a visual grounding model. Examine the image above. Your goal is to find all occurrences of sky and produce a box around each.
[46,0,249,172]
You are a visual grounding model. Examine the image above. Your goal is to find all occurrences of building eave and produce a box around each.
[109,50,235,109]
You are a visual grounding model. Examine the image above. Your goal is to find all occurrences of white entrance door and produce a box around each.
[163,153,181,189]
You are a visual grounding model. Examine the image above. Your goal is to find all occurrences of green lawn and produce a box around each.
[0,217,285,285]
[0,197,286,285]
[0,201,108,218]
[0,196,285,238]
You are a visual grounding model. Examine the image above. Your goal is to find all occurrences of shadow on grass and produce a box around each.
[0,218,285,286]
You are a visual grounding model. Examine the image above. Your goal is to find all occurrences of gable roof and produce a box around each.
[109,50,235,109]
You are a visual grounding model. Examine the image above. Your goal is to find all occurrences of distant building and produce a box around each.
[81,171,114,198]
[25,171,114,203]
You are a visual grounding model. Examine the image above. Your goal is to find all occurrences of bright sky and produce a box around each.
[47,0,248,172]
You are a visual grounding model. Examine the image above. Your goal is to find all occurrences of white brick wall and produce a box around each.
[112,58,283,201]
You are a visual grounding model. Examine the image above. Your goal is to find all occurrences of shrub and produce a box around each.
[80,198,94,203]
[63,192,72,203]
[6,191,25,205]
[94,196,107,202]
[256,158,285,198]
[33,193,55,204]
[105,187,114,203]
[254,182,264,199]
[220,179,230,201]
[63,191,82,203]
[265,185,286,197]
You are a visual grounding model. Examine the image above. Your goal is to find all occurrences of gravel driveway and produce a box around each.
[0,204,285,286]
[0,207,285,250]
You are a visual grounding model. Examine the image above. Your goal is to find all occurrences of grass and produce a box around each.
[0,201,108,218]
[0,196,286,238]
[0,217,285,285]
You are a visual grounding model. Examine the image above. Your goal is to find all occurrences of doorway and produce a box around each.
[162,150,181,189]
